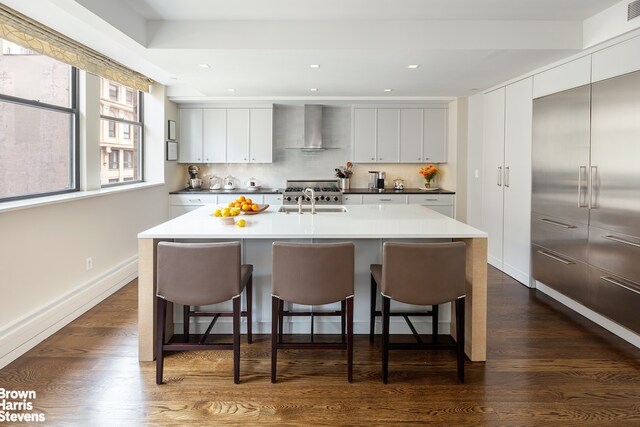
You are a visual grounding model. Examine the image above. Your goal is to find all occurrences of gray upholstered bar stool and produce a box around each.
[271,242,355,383]
[370,241,467,384]
[155,241,253,385]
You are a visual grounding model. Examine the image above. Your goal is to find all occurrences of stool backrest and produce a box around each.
[381,242,466,305]
[157,241,242,306]
[272,242,354,305]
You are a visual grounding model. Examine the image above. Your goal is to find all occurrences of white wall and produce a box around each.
[466,92,484,230]
[0,76,173,368]
[178,104,458,192]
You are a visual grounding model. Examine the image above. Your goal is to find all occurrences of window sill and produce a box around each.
[0,182,165,214]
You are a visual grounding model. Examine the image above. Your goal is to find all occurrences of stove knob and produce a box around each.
[285,196,291,202]
[320,195,325,200]
[333,196,339,201]
[315,196,320,201]
[306,196,311,201]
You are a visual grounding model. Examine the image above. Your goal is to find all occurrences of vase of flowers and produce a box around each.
[419,164,439,188]
[335,161,353,190]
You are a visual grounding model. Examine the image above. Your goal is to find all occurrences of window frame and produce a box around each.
[99,85,144,188]
[0,66,79,202]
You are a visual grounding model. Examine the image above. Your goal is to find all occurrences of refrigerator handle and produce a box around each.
[578,166,588,207]
[497,166,502,187]
[590,166,598,209]
[505,167,510,187]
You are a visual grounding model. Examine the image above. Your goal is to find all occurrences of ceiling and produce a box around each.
[4,0,623,102]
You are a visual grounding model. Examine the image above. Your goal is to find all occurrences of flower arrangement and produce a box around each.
[419,164,439,188]
[335,161,353,179]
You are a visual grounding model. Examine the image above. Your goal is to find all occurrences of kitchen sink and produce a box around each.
[278,206,348,213]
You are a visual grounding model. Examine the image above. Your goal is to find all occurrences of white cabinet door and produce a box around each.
[592,36,640,83]
[178,109,203,163]
[482,87,506,270]
[376,109,400,162]
[533,56,591,99]
[203,109,226,163]
[249,108,273,163]
[362,194,407,204]
[226,109,250,163]
[263,194,283,205]
[342,195,363,205]
[423,108,447,163]
[503,77,532,285]
[353,108,376,162]
[400,109,423,163]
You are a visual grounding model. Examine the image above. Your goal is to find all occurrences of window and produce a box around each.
[109,83,118,100]
[0,38,78,201]
[108,151,119,170]
[123,150,133,168]
[99,77,143,186]
[108,121,116,138]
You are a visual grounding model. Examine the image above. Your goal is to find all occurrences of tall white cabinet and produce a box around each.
[482,77,533,286]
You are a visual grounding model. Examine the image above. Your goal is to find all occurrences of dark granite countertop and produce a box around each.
[343,187,455,195]
[170,188,283,195]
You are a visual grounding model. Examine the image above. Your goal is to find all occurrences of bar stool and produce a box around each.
[370,242,467,383]
[271,242,355,383]
[155,241,253,385]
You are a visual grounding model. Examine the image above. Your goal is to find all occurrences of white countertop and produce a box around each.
[138,204,487,239]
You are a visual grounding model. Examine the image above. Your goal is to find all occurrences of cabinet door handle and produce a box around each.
[590,166,598,209]
[371,157,375,161]
[538,218,576,229]
[424,198,438,201]
[379,198,392,202]
[600,276,640,296]
[497,167,502,187]
[188,199,202,203]
[537,250,575,265]
[252,158,255,161]
[603,235,640,249]
[578,166,588,207]
[504,166,510,187]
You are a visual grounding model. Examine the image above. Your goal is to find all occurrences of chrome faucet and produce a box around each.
[297,194,303,214]
[303,187,316,214]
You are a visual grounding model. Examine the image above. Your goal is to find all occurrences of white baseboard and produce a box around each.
[502,263,532,287]
[536,280,640,349]
[0,257,138,369]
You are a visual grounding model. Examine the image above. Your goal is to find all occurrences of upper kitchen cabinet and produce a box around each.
[592,35,640,84]
[179,106,273,164]
[227,108,273,163]
[482,77,533,286]
[533,56,591,99]
[178,109,203,163]
[353,106,448,164]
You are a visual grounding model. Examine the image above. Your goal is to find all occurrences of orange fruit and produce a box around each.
[245,199,252,205]
[238,196,246,202]
[242,204,251,211]
[234,202,242,208]
[251,204,259,211]
[228,202,234,207]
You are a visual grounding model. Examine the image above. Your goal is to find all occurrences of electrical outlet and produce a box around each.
[85,257,93,271]
[474,169,479,179]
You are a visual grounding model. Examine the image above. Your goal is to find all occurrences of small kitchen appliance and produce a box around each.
[368,171,379,190]
[282,179,342,205]
[187,165,202,190]
[246,177,260,190]
[376,171,386,191]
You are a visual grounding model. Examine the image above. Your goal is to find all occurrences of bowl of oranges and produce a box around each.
[229,196,269,215]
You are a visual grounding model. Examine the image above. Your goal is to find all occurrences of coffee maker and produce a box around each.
[368,171,386,192]
[187,165,202,190]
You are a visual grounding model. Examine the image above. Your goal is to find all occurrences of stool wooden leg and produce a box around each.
[278,300,284,344]
[432,304,439,344]
[347,296,354,383]
[381,296,391,384]
[456,297,465,384]
[183,305,190,340]
[369,275,377,343]
[233,296,241,384]
[156,297,167,385]
[246,275,253,344]
[341,299,346,344]
[271,296,279,384]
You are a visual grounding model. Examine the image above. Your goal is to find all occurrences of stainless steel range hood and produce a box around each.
[302,105,325,151]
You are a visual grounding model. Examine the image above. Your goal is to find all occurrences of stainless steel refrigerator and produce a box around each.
[531,70,640,334]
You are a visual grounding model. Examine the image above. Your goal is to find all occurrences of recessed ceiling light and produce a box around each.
[309,64,320,68]
[383,88,393,92]
[407,64,420,69]
[199,63,211,68]
[227,88,236,92]
[310,88,318,92]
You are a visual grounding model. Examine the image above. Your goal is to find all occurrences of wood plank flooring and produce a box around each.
[1,266,640,425]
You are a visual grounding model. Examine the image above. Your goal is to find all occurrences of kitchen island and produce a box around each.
[138,204,488,362]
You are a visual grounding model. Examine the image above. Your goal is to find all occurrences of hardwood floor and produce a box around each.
[1,266,640,425]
